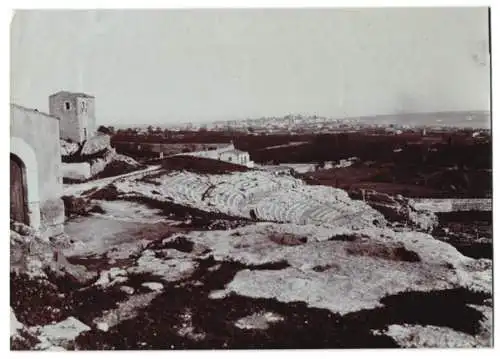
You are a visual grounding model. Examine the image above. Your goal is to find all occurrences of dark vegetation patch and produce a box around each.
[62,148,108,164]
[433,211,492,259]
[88,184,120,201]
[268,233,307,246]
[250,133,491,198]
[11,329,40,350]
[344,242,421,263]
[303,166,491,199]
[61,195,93,218]
[11,274,68,326]
[88,204,106,214]
[112,129,491,198]
[438,210,492,224]
[312,264,341,272]
[68,287,129,325]
[81,187,99,197]
[435,211,492,239]
[244,260,290,270]
[448,243,492,260]
[158,236,195,253]
[63,177,85,185]
[366,202,410,225]
[139,170,170,184]
[343,288,490,336]
[75,256,489,350]
[160,156,250,175]
[61,196,105,218]
[328,234,360,242]
[10,272,128,327]
[91,161,146,180]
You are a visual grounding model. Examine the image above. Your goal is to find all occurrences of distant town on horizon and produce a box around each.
[104,110,491,130]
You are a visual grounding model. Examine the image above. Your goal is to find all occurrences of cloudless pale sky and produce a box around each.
[10,8,490,125]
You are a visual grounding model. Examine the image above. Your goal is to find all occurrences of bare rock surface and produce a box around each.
[180,223,491,314]
[10,221,98,287]
[94,267,128,288]
[141,282,164,291]
[45,250,99,287]
[80,134,111,156]
[33,317,91,348]
[11,307,23,337]
[127,249,198,282]
[234,311,284,330]
[375,324,488,348]
[114,170,388,229]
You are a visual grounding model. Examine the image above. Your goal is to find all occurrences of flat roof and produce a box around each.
[49,90,95,99]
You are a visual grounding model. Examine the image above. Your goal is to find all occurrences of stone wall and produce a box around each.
[77,96,96,140]
[61,162,92,181]
[49,94,81,142]
[11,105,65,236]
[413,198,492,213]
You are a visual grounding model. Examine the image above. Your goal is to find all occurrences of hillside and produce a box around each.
[11,164,491,349]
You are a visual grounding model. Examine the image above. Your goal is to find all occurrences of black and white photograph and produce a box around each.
[8,6,493,350]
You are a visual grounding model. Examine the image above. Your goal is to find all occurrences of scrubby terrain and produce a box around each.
[10,165,493,350]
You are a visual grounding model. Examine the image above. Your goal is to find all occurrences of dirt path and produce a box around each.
[63,165,162,197]
[62,200,182,260]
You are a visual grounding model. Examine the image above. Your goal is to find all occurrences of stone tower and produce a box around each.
[49,91,96,143]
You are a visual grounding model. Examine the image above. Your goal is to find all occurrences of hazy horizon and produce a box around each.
[11,8,491,126]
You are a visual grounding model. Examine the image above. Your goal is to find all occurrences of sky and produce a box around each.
[10,8,491,125]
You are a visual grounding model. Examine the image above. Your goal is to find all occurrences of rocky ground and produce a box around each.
[61,134,145,183]
[10,168,493,350]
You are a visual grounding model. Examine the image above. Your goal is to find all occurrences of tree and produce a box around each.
[97,125,112,134]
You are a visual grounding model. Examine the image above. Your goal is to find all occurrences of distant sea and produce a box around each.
[353,111,491,129]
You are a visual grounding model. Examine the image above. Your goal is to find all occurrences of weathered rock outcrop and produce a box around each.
[45,250,99,288]
[10,221,98,286]
[60,139,80,157]
[81,134,111,156]
[349,189,438,232]
[33,317,91,349]
[61,148,116,181]
[61,135,142,182]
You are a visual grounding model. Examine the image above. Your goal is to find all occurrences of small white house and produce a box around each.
[218,148,252,167]
[182,142,254,168]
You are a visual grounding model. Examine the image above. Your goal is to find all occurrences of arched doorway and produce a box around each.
[10,136,41,229]
[10,154,28,224]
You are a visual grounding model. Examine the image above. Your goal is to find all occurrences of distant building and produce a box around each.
[10,104,65,236]
[182,142,254,168]
[49,91,96,143]
[217,147,252,167]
